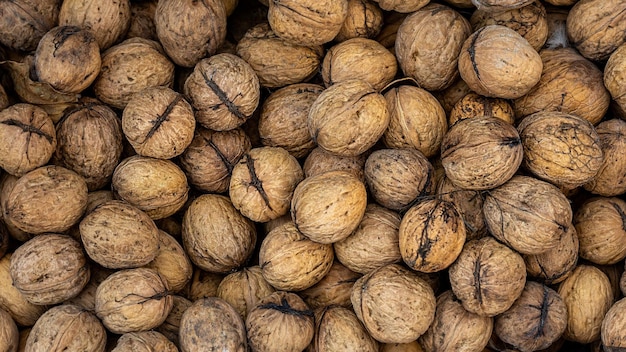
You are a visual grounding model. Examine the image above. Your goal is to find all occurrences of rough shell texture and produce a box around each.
[373,0,429,12]
[449,93,515,126]
[246,291,315,352]
[179,297,247,352]
[298,261,361,309]
[216,266,275,320]
[0,0,59,51]
[523,225,579,285]
[313,306,379,352]
[395,3,471,91]
[514,48,610,125]
[112,331,177,352]
[308,79,389,157]
[65,265,113,312]
[236,23,324,88]
[183,53,260,131]
[419,290,493,352]
[155,295,192,346]
[259,222,334,291]
[155,0,226,67]
[435,77,472,116]
[558,265,613,344]
[517,111,603,190]
[604,43,626,120]
[335,0,383,42]
[59,0,131,50]
[448,237,527,317]
[437,176,487,241]
[186,269,224,301]
[0,104,56,177]
[566,0,626,61]
[458,25,542,99]
[441,116,523,190]
[80,200,159,269]
[602,297,626,351]
[574,197,626,265]
[351,264,436,343]
[95,268,173,334]
[0,255,47,327]
[379,342,425,352]
[126,0,158,41]
[584,119,626,196]
[4,166,87,234]
[0,174,33,242]
[291,170,368,244]
[229,147,304,223]
[122,86,195,159]
[144,230,193,293]
[303,147,366,183]
[334,204,401,274]
[471,0,535,11]
[495,281,567,352]
[0,308,18,352]
[182,194,256,273]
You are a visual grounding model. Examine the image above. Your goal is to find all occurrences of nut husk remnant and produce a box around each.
[574,197,626,265]
[217,266,275,320]
[312,306,379,352]
[602,297,626,351]
[449,92,515,126]
[144,230,193,293]
[112,331,177,352]
[395,3,472,91]
[524,225,579,285]
[0,308,18,352]
[182,194,257,273]
[155,295,192,346]
[303,147,366,183]
[0,0,59,52]
[246,291,315,352]
[95,268,173,334]
[298,261,361,309]
[449,237,527,317]
[351,264,436,343]
[0,255,47,327]
[437,176,487,241]
[584,119,626,196]
[334,0,383,42]
[441,116,523,190]
[59,0,131,50]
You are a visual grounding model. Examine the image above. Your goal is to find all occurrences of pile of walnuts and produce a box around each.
[1,0,626,351]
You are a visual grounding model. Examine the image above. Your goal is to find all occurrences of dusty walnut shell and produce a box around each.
[395,3,471,91]
[247,291,315,352]
[441,116,523,190]
[184,53,260,131]
[112,155,189,220]
[155,295,191,346]
[517,111,603,190]
[458,25,542,99]
[449,92,515,126]
[0,254,47,327]
[383,85,447,158]
[179,297,247,352]
[0,0,59,52]
[602,297,626,351]
[303,147,366,183]
[298,261,361,309]
[259,222,334,291]
[604,43,626,119]
[524,225,579,285]
[437,176,487,241]
[112,331,177,352]
[495,281,567,352]
[80,200,159,269]
[0,308,18,352]
[308,79,389,157]
[144,230,193,293]
[95,267,173,334]
[584,119,626,196]
[59,0,131,50]
[419,290,493,352]
[351,264,436,343]
[335,0,383,42]
[373,0,428,12]
[182,194,256,273]
[0,104,56,178]
[155,0,226,67]
[312,306,379,352]
[574,197,626,265]
[291,170,367,244]
[217,266,275,320]
[449,237,527,317]
[126,0,157,41]
[122,86,195,159]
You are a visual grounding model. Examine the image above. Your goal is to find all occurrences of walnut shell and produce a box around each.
[514,47,610,124]
[435,77,472,116]
[351,264,436,343]
[558,264,613,344]
[55,100,123,191]
[247,291,315,352]
[312,306,379,352]
[524,225,579,285]
[574,197,626,265]
[95,267,173,334]
[517,111,603,190]
[566,0,626,61]
[419,290,493,352]
[0,308,18,352]
[437,176,487,241]
[144,230,193,293]
[258,83,322,158]
[334,204,401,274]
[584,119,626,196]
[308,79,389,157]
[0,220,8,260]
[441,116,523,190]
[217,266,275,320]
[186,269,224,301]
[335,0,383,42]
[303,147,366,183]
[472,0,534,11]
[0,104,56,177]
[291,170,367,244]
[93,38,175,109]
[0,0,59,51]
[449,237,527,317]
[298,261,361,309]
[380,342,425,352]
[604,43,626,119]
[495,281,567,352]
[375,12,407,53]
[182,194,256,273]
[449,92,515,126]
[112,155,189,220]
[259,222,334,291]
[126,0,157,41]
[0,254,47,327]
[183,53,260,131]
[122,86,195,159]
[59,0,131,50]
[373,0,428,12]
[155,295,191,346]
[0,174,32,242]
[602,297,626,351]
[4,166,87,234]
[236,23,324,88]
[65,264,113,312]
[112,331,177,352]
[458,25,543,99]
[383,85,447,158]
[80,200,159,269]
[155,0,226,67]
[395,3,471,91]
[179,297,247,352]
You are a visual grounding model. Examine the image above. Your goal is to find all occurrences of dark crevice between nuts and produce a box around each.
[1,119,54,143]
[200,70,247,121]
[468,27,485,82]
[500,136,521,148]
[258,297,314,317]
[143,94,183,142]
[245,155,273,211]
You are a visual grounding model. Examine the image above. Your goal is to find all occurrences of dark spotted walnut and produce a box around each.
[59,0,131,50]
[0,0,60,51]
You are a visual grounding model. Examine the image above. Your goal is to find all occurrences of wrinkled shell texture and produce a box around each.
[0,104,56,177]
[0,254,48,327]
[441,116,523,190]
[183,53,260,131]
[155,295,191,346]
[605,43,626,118]
[574,197,626,265]
[517,111,603,189]
[395,3,472,91]
[122,86,195,159]
[298,261,361,309]
[383,85,447,158]
[602,297,626,351]
[435,77,472,115]
[144,230,193,293]
[0,0,59,51]
[458,25,543,99]
[313,306,379,352]
[155,0,227,67]
[187,270,224,301]
[374,0,429,12]
[112,331,177,352]
[448,237,527,317]
[335,0,383,42]
[216,266,275,320]
[585,119,626,196]
[523,225,579,285]
[59,0,131,50]
[449,92,515,126]
[127,0,158,41]
[0,308,18,352]
[437,176,487,240]
[472,0,535,11]
[303,147,366,183]
[95,268,173,334]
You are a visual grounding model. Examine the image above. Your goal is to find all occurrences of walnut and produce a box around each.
[435,77,472,115]
[335,0,383,42]
[298,261,361,309]
[471,0,535,11]
[0,220,8,260]
[126,0,158,41]
[574,197,626,265]
[59,0,131,50]
[372,0,428,12]
[312,306,379,352]
[380,342,425,352]
[602,297,626,351]
[111,331,177,352]
[216,266,275,320]
[155,295,192,346]
[303,147,366,183]
[604,43,626,119]
[524,225,579,285]
[375,12,407,54]
[65,264,114,312]
[437,176,487,241]
[0,254,47,327]
[186,269,224,301]
[584,119,626,196]
[0,308,18,352]
[449,92,515,126]
[0,174,32,242]
[0,0,59,51]
[144,230,193,293]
